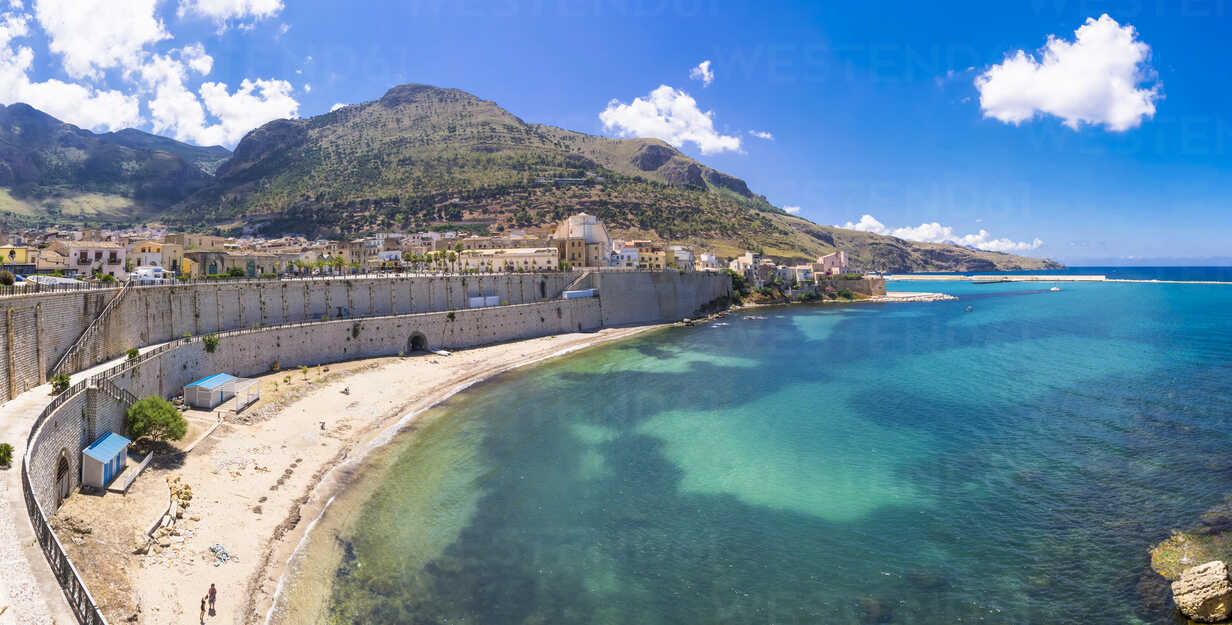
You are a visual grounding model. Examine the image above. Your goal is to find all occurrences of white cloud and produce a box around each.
[975,14,1160,131]
[303,83,310,93]
[177,0,283,24]
[33,0,170,80]
[599,85,740,155]
[689,59,714,87]
[839,214,1043,252]
[329,102,346,112]
[7,0,22,9]
[0,12,140,130]
[143,55,298,146]
[180,42,213,75]
[0,1,298,144]
[748,129,773,140]
[782,205,801,214]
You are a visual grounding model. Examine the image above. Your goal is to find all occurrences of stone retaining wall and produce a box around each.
[26,298,603,517]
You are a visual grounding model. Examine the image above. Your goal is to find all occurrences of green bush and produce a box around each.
[0,443,13,466]
[0,271,13,286]
[202,334,220,353]
[226,267,246,277]
[126,396,187,442]
[126,348,139,360]
[50,373,70,395]
[100,273,116,283]
[839,273,863,280]
[837,288,854,299]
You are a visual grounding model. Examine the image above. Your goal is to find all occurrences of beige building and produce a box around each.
[433,235,548,252]
[181,251,288,278]
[458,248,559,273]
[552,213,611,268]
[36,248,67,273]
[165,233,229,251]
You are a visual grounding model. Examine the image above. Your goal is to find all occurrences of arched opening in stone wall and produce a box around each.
[408,332,428,352]
[55,449,71,510]
[539,280,546,300]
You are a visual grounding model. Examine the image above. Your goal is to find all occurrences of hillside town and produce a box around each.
[0,212,855,290]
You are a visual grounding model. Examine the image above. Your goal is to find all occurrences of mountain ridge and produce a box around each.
[0,102,232,226]
[0,91,1061,272]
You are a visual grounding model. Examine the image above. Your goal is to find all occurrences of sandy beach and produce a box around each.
[51,325,664,625]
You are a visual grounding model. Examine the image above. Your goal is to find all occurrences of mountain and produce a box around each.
[1,92,1060,273]
[173,84,1060,271]
[99,129,232,175]
[0,103,230,226]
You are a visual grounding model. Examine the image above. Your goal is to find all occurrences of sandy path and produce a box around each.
[113,326,662,625]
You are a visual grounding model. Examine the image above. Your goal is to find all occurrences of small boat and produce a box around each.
[964,306,973,312]
[743,315,767,320]
[1049,286,1061,292]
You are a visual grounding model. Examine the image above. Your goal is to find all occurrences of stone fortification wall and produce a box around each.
[27,297,602,516]
[593,271,730,326]
[0,274,576,401]
[825,277,887,296]
[0,290,115,399]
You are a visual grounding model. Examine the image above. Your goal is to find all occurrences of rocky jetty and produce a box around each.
[1172,561,1232,623]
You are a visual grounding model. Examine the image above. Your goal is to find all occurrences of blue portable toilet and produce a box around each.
[82,431,132,489]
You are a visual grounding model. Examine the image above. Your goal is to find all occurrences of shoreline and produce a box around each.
[250,323,670,625]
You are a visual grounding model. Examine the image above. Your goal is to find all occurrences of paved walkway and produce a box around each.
[0,346,160,625]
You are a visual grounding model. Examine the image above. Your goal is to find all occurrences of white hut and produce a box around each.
[82,432,131,489]
[183,373,259,410]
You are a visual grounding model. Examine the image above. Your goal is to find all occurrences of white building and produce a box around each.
[610,246,639,268]
[696,253,721,271]
[130,266,172,284]
[52,241,127,278]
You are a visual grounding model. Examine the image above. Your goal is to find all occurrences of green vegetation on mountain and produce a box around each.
[0,89,1060,272]
[173,84,1059,271]
[0,103,229,228]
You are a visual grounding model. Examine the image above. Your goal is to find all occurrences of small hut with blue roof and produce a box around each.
[82,432,132,489]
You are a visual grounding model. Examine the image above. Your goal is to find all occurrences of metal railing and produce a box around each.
[23,380,108,625]
[94,379,138,407]
[0,267,677,299]
[51,281,132,377]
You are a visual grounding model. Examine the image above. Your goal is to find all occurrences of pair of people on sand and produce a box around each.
[199,584,217,623]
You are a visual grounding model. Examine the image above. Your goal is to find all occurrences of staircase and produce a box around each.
[564,271,595,292]
[51,280,132,377]
[95,378,138,408]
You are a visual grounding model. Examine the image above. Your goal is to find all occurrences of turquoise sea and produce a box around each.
[314,270,1232,625]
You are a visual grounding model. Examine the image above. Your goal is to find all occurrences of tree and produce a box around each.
[126,396,187,442]
[202,333,220,353]
[226,266,245,277]
[0,270,13,286]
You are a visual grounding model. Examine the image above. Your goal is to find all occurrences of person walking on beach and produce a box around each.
[208,584,217,615]
[199,595,206,624]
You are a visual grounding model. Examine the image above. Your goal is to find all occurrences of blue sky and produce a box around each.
[1,1,1230,263]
